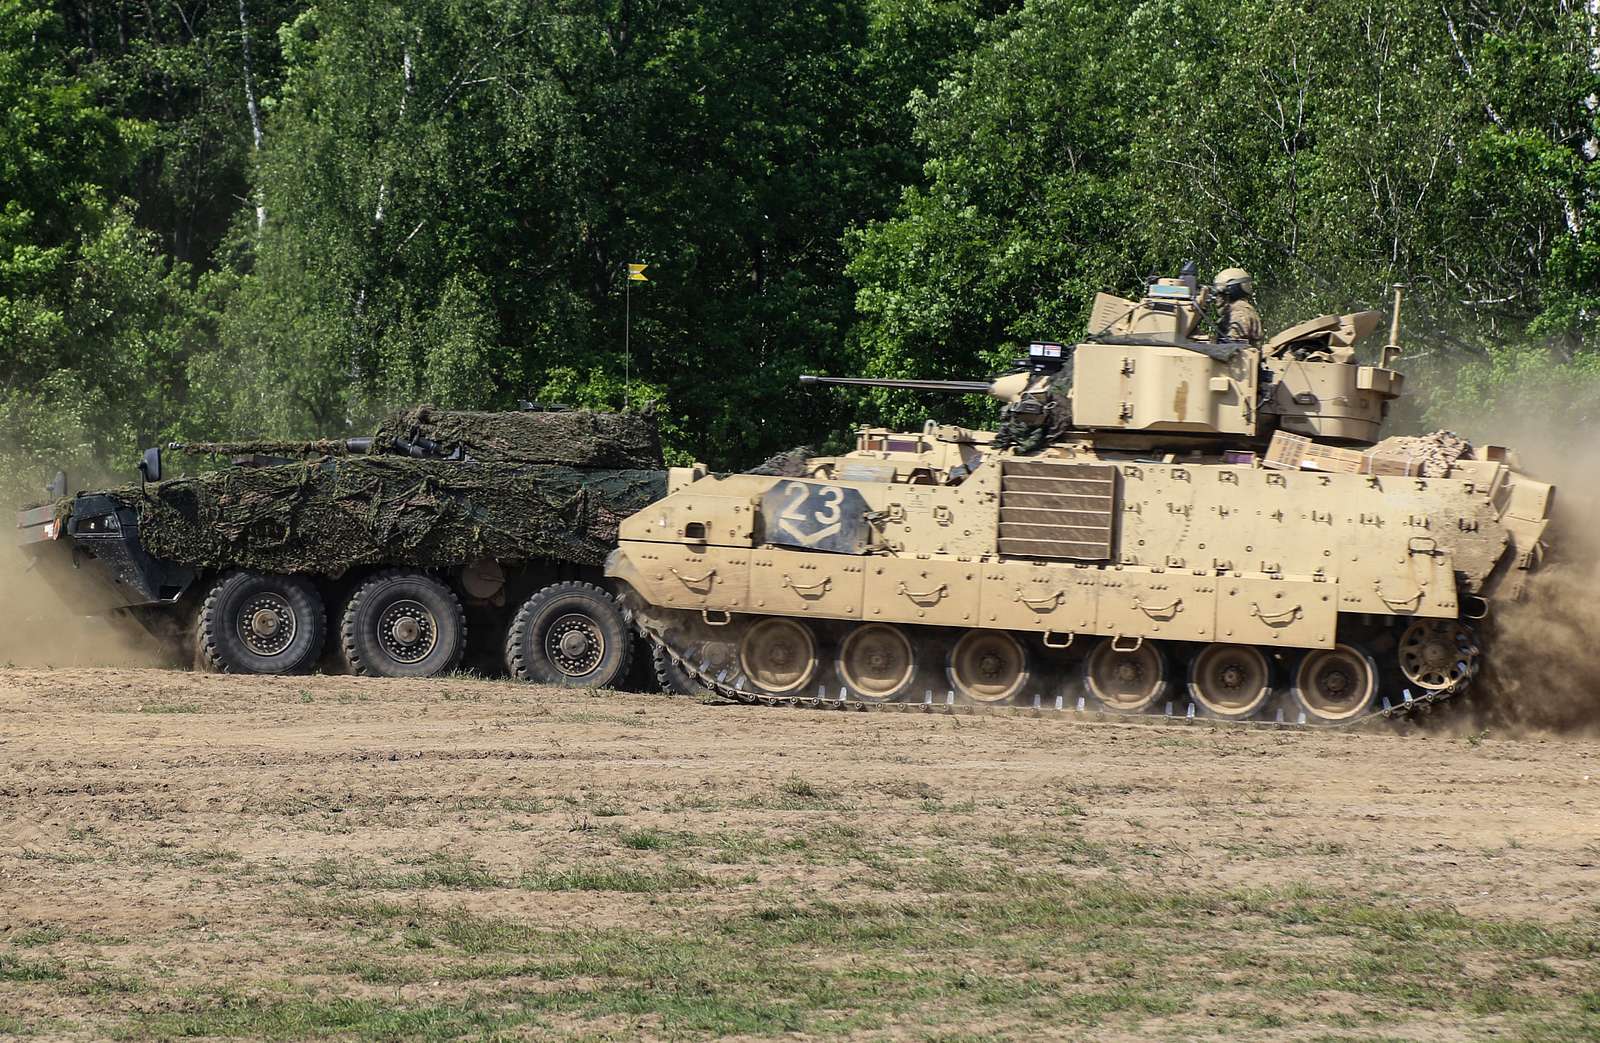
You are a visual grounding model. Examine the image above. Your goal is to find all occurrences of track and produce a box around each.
[628,600,1470,731]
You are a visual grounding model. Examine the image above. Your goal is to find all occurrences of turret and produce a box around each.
[802,273,1409,452]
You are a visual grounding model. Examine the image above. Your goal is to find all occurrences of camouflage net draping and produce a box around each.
[372,406,663,469]
[746,446,817,477]
[110,456,667,575]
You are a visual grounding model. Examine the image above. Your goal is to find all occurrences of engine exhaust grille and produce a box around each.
[997,459,1116,561]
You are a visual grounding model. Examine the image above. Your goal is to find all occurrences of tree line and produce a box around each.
[0,0,1594,492]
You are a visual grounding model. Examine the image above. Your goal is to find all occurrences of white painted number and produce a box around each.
[813,485,843,527]
[780,481,810,523]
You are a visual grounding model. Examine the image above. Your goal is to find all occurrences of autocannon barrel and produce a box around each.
[798,374,993,393]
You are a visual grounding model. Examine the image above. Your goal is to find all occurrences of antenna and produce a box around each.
[1381,284,1405,368]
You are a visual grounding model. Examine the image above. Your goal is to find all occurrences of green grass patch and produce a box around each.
[6,925,65,947]
[60,970,145,996]
[618,826,692,851]
[0,953,65,982]
[215,872,1600,1043]
[297,853,503,891]
[519,865,711,893]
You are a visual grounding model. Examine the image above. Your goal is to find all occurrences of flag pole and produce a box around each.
[624,268,631,412]
[622,263,649,412]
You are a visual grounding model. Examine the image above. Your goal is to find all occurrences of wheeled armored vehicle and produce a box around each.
[17,406,665,686]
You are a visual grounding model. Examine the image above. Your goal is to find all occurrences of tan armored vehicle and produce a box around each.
[607,276,1554,724]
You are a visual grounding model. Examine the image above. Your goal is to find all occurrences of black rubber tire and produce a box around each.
[504,581,633,688]
[653,641,708,695]
[199,570,326,675]
[340,570,466,678]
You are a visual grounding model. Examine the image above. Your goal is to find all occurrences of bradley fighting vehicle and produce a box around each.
[607,275,1555,725]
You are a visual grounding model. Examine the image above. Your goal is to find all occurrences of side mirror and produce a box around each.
[138,446,162,483]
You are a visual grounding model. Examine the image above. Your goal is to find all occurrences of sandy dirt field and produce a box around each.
[2,667,1598,1041]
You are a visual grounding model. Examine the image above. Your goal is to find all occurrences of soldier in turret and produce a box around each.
[991,369,1072,454]
[1212,268,1262,345]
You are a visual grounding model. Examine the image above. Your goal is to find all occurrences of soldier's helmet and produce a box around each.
[1212,267,1254,298]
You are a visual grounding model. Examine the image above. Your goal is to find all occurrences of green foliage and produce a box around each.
[205,0,995,465]
[846,0,1598,430]
[0,0,1594,496]
[0,3,206,500]
[1425,340,1600,441]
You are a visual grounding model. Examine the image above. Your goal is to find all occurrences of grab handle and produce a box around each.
[1377,589,1424,610]
[1249,602,1303,626]
[897,582,948,604]
[782,574,833,598]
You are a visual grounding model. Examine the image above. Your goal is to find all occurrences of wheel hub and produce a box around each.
[1190,644,1271,718]
[378,600,437,663]
[1297,644,1377,722]
[738,619,817,695]
[949,632,1027,703]
[1087,641,1167,713]
[547,614,604,677]
[238,594,295,657]
[839,625,915,700]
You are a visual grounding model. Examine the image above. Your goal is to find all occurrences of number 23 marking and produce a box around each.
[780,481,844,528]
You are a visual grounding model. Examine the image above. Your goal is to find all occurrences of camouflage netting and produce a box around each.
[1369,430,1472,478]
[372,405,663,469]
[746,446,817,477]
[112,456,666,574]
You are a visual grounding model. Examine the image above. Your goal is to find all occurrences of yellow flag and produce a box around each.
[627,263,649,282]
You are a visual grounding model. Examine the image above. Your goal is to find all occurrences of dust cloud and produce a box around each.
[1,507,172,670]
[1446,412,1600,735]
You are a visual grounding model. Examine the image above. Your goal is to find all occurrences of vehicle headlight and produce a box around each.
[76,513,122,534]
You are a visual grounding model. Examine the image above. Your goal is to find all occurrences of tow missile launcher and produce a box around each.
[609,278,1555,724]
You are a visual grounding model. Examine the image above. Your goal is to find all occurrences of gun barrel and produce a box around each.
[799,375,992,393]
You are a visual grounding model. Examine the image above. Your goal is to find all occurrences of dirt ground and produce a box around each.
[2,667,1598,1041]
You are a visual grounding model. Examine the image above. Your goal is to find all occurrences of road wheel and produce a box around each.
[505,581,633,688]
[199,570,326,675]
[1083,638,1169,712]
[738,618,819,696]
[947,630,1029,703]
[836,623,916,702]
[340,570,466,678]
[1292,643,1379,723]
[1188,643,1273,720]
